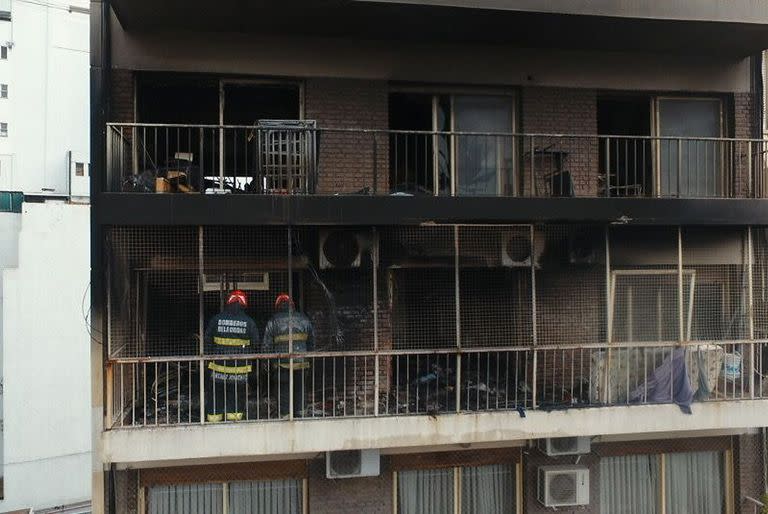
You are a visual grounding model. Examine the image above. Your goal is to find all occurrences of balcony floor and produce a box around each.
[102,398,768,466]
[94,194,768,226]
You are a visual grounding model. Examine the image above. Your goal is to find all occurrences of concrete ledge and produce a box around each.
[103,400,768,465]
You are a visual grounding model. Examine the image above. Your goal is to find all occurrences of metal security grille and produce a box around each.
[105,224,768,427]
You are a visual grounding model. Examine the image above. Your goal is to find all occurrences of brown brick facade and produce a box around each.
[521,87,599,197]
[110,68,135,124]
[309,457,394,514]
[304,78,390,194]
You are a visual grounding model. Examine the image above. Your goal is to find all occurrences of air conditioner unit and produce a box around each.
[320,229,378,270]
[501,228,545,268]
[538,465,589,508]
[326,449,380,479]
[539,436,591,457]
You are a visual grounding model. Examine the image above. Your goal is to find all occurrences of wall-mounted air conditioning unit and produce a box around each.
[326,449,380,479]
[320,229,378,269]
[539,436,591,457]
[501,228,545,268]
[538,465,589,508]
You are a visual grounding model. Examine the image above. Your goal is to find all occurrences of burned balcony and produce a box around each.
[105,224,768,428]
[106,123,768,199]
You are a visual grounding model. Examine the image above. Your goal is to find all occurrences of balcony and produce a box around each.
[104,224,768,438]
[106,123,768,200]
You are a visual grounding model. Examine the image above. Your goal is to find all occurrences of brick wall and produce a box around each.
[111,68,135,124]
[308,456,393,514]
[733,92,758,197]
[521,87,599,197]
[304,79,390,194]
[736,433,765,514]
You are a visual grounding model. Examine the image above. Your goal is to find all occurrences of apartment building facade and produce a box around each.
[92,1,768,512]
[0,0,91,511]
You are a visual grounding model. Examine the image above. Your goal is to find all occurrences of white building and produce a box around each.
[0,0,90,511]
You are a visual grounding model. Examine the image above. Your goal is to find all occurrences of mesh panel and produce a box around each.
[380,226,457,350]
[105,224,768,427]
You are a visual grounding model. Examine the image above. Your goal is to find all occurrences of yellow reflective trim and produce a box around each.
[208,362,252,374]
[206,413,223,423]
[226,412,244,421]
[273,333,308,343]
[213,336,250,347]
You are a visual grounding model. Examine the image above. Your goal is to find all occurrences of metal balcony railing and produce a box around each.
[107,340,768,428]
[106,123,768,198]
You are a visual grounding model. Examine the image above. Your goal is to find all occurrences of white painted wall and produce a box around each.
[0,202,91,510]
[0,0,89,195]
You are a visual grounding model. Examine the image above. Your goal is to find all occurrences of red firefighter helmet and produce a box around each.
[227,290,248,308]
[275,293,294,310]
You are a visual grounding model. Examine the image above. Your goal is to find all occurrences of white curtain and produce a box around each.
[148,483,223,514]
[461,464,516,514]
[599,455,659,514]
[665,451,724,514]
[229,479,302,514]
[398,468,455,514]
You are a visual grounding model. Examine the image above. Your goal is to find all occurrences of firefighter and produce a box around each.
[263,293,315,418]
[203,290,259,422]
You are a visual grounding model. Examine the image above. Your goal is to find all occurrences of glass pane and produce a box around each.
[398,468,455,514]
[599,455,660,514]
[664,451,724,514]
[148,483,223,514]
[658,99,721,197]
[454,96,514,196]
[229,479,302,514]
[461,464,516,514]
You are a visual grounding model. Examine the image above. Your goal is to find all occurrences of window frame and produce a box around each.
[596,437,734,514]
[388,86,519,197]
[390,448,522,514]
[139,460,309,514]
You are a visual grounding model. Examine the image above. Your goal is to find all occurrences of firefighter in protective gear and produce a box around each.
[263,293,315,418]
[203,290,259,422]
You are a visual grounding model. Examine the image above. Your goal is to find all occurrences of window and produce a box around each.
[656,98,723,198]
[599,451,726,514]
[75,162,85,176]
[0,84,7,99]
[389,92,516,196]
[148,479,305,514]
[395,464,517,514]
[0,123,7,137]
[0,46,6,60]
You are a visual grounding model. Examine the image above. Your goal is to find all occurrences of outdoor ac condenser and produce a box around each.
[319,229,378,270]
[539,436,591,457]
[537,465,589,508]
[501,228,545,268]
[326,449,381,479]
